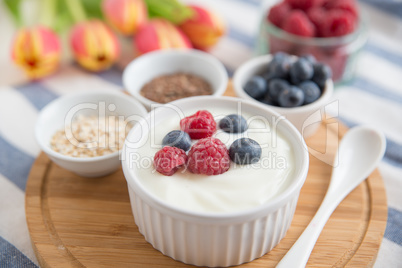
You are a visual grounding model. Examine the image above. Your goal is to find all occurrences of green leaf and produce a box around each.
[145,0,194,24]
[54,1,75,33]
[40,0,58,28]
[81,0,104,19]
[65,0,87,23]
[4,0,23,26]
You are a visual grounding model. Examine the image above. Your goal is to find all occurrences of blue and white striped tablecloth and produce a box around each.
[0,0,401,267]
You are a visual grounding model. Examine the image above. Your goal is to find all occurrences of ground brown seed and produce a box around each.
[140,72,213,103]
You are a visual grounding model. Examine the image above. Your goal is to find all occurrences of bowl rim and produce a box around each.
[122,95,309,221]
[122,49,229,109]
[232,54,334,115]
[35,90,148,163]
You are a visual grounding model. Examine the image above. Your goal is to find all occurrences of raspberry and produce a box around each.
[180,110,216,139]
[307,7,327,35]
[326,0,359,18]
[267,2,291,27]
[323,48,347,81]
[285,0,323,10]
[187,138,230,175]
[322,0,333,8]
[282,10,316,37]
[154,146,187,176]
[320,10,356,37]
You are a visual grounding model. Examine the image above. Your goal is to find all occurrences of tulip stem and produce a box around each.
[40,0,57,28]
[65,0,87,23]
[145,0,194,24]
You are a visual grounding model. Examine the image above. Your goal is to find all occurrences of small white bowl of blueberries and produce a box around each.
[233,52,333,138]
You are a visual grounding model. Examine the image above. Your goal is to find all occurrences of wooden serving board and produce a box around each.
[26,87,387,267]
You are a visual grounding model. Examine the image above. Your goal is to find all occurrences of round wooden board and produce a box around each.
[26,87,387,267]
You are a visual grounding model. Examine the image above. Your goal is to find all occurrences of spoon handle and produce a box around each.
[276,193,342,268]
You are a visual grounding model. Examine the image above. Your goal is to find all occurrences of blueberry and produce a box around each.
[244,75,267,99]
[289,58,314,84]
[259,94,278,106]
[312,63,332,88]
[268,78,290,102]
[278,86,304,107]
[299,81,321,104]
[272,52,290,62]
[300,54,316,65]
[264,53,292,80]
[219,114,248,133]
[162,130,192,151]
[229,138,262,165]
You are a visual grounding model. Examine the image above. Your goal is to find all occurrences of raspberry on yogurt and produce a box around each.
[154,146,187,176]
[180,110,216,139]
[187,137,230,175]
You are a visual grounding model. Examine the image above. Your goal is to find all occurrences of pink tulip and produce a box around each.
[11,26,61,79]
[179,5,225,50]
[102,0,147,36]
[70,20,120,72]
[134,18,192,55]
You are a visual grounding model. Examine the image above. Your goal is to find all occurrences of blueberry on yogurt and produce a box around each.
[219,114,248,133]
[162,130,192,151]
[229,138,262,165]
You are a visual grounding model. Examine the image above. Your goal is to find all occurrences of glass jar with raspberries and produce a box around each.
[256,0,368,84]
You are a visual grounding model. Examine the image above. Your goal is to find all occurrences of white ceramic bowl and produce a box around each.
[122,96,309,267]
[123,49,228,110]
[233,54,334,138]
[35,91,147,177]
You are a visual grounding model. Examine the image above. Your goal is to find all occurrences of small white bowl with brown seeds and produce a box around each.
[123,49,228,110]
[35,91,147,177]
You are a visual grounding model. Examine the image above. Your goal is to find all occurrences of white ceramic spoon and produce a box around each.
[277,126,386,268]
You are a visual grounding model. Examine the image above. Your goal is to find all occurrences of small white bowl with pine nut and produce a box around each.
[35,91,147,177]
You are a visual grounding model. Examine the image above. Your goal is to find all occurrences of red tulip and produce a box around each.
[134,18,192,55]
[11,26,61,79]
[70,20,120,72]
[179,5,225,50]
[102,0,147,36]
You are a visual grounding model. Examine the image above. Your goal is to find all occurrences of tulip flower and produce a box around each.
[179,5,225,50]
[70,20,120,72]
[11,26,61,79]
[134,18,192,55]
[102,0,147,35]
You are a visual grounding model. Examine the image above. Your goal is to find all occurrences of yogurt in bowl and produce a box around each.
[134,107,295,213]
[122,96,309,267]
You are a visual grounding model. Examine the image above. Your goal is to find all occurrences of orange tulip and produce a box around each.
[11,26,61,79]
[179,5,225,50]
[70,20,120,72]
[102,0,147,36]
[134,18,192,55]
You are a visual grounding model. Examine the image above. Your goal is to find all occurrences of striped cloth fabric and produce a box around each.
[0,0,401,267]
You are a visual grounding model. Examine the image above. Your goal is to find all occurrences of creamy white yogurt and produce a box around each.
[133,107,295,213]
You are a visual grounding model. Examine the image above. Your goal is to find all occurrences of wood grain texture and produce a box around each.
[26,85,387,267]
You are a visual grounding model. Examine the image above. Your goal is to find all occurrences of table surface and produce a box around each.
[0,0,401,267]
